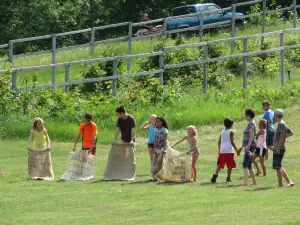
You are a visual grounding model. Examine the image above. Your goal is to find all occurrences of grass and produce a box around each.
[1,106,300,225]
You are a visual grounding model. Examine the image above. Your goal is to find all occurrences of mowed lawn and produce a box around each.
[1,107,300,225]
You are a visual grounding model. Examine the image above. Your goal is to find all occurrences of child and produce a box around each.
[211,118,239,183]
[238,108,257,186]
[27,118,51,152]
[172,125,200,182]
[252,119,267,176]
[151,116,168,180]
[73,113,97,156]
[27,118,53,180]
[140,114,157,163]
[272,109,294,187]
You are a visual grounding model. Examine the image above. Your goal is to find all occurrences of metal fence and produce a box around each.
[1,27,300,95]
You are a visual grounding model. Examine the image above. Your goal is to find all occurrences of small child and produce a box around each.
[140,114,157,163]
[211,118,239,183]
[151,116,169,180]
[27,118,51,152]
[172,125,200,182]
[73,113,98,156]
[252,119,267,176]
[238,108,257,186]
[272,109,294,187]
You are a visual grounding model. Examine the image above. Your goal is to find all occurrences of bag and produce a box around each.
[61,151,96,181]
[28,149,54,180]
[156,147,192,183]
[102,143,136,181]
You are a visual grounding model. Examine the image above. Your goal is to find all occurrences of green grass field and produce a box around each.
[1,106,300,225]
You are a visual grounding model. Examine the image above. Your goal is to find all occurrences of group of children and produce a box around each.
[141,101,294,187]
[210,101,294,187]
[1,101,294,188]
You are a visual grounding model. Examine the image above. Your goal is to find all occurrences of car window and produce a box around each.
[199,5,208,12]
[208,5,221,15]
[173,7,196,16]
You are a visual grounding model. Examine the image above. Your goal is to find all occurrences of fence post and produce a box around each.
[12,70,17,94]
[8,40,13,65]
[159,49,164,85]
[127,22,133,71]
[65,64,70,93]
[90,27,95,57]
[280,32,285,86]
[231,4,236,53]
[261,0,267,49]
[112,59,118,96]
[200,13,204,42]
[293,0,297,28]
[52,34,57,87]
[243,38,248,88]
[203,45,208,93]
[163,18,168,36]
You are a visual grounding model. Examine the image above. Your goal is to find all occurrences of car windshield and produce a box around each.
[173,7,196,16]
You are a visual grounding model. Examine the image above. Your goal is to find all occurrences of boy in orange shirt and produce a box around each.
[73,113,98,156]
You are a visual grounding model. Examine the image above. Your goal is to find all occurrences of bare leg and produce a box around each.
[259,156,266,176]
[242,168,249,185]
[192,153,199,181]
[249,168,257,185]
[276,168,283,187]
[148,148,154,164]
[227,167,232,178]
[252,154,261,176]
[281,168,294,186]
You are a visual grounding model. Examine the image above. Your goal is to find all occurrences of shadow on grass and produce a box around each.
[215,184,242,188]
[245,187,273,191]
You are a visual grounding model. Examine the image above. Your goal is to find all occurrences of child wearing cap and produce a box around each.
[272,109,294,187]
[73,113,98,156]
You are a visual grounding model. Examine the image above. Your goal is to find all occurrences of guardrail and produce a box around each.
[0,0,298,76]
[2,27,300,95]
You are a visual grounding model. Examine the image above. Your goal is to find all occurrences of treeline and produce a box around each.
[0,0,294,53]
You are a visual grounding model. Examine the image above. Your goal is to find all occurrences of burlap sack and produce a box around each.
[28,149,54,180]
[151,152,164,179]
[61,151,96,181]
[102,143,136,181]
[156,148,192,183]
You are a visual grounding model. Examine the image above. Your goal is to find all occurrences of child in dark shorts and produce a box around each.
[272,109,294,188]
[238,108,257,186]
[252,119,267,176]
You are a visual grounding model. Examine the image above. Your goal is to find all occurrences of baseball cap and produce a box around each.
[262,100,270,105]
[274,109,284,117]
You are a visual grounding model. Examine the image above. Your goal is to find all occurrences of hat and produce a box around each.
[262,100,270,105]
[274,109,284,117]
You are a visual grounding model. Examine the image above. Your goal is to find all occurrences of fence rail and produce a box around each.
[1,27,300,95]
[0,0,299,67]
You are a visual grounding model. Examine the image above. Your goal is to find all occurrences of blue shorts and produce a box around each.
[243,148,255,169]
[273,151,285,169]
[148,143,154,149]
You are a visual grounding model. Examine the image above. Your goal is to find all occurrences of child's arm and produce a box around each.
[131,127,136,143]
[27,130,33,151]
[113,128,120,145]
[73,134,81,152]
[230,131,239,155]
[45,129,51,151]
[256,129,263,138]
[246,126,255,150]
[171,136,187,148]
[189,137,199,153]
[163,133,168,152]
[275,132,286,155]
[140,121,151,131]
[218,135,221,155]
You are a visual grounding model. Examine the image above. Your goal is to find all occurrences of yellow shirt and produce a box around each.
[32,129,46,150]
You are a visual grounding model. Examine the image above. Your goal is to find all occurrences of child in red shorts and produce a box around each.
[211,118,239,183]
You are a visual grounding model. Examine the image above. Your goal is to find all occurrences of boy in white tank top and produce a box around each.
[211,118,239,183]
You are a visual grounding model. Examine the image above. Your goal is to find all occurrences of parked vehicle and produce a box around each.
[167,3,246,31]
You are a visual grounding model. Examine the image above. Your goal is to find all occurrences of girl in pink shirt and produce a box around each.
[252,119,267,176]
